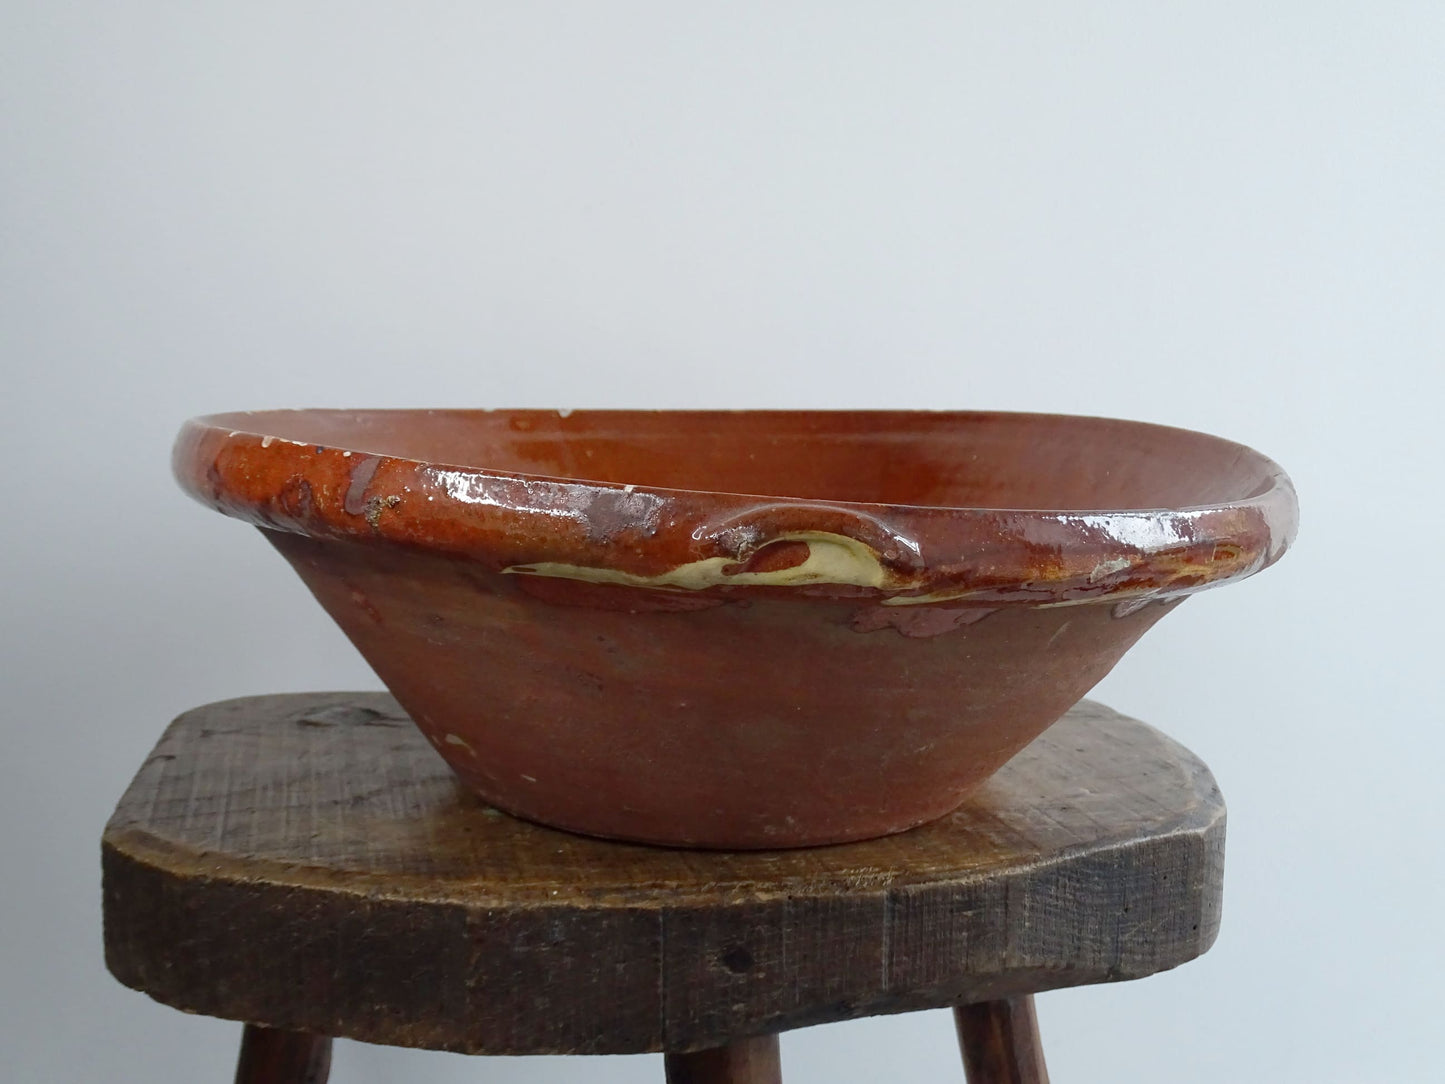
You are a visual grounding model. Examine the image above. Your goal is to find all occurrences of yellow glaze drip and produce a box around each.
[503,532,893,591]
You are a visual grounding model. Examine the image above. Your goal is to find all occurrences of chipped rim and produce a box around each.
[174,409,1298,609]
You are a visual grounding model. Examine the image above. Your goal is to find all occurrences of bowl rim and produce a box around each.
[174,408,1298,608]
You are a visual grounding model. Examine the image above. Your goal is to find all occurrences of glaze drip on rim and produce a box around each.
[175,409,1296,608]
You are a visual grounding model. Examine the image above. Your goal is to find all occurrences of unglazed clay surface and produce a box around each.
[174,409,1296,847]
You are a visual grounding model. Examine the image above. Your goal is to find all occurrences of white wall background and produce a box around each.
[3,4,1441,1081]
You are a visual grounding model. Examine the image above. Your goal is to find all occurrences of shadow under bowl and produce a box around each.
[174,409,1296,848]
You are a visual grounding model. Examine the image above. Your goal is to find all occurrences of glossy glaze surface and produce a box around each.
[174,410,1296,847]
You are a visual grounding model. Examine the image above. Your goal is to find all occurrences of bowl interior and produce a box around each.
[214,409,1277,513]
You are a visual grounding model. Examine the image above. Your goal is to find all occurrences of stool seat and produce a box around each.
[103,693,1223,1075]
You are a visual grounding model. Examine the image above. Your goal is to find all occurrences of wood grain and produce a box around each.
[103,693,1224,1055]
[955,997,1049,1084]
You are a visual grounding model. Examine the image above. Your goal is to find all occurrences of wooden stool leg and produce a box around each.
[664,1034,782,1084]
[953,997,1049,1084]
[233,1024,332,1084]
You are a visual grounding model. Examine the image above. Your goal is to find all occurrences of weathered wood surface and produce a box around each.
[664,1035,782,1084]
[233,1025,331,1084]
[103,692,1224,1055]
[955,997,1049,1084]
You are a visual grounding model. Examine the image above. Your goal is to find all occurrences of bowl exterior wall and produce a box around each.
[266,531,1179,848]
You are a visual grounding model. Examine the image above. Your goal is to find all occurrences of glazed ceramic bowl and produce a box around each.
[175,410,1296,848]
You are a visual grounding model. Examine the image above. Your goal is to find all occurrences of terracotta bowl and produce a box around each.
[174,410,1296,848]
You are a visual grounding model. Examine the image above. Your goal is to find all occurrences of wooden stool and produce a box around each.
[102,693,1224,1083]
